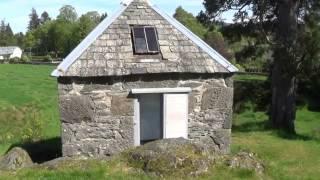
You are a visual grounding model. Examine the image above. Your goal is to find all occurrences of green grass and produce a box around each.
[0,159,150,180]
[0,65,319,179]
[234,73,268,81]
[232,108,320,179]
[0,64,59,155]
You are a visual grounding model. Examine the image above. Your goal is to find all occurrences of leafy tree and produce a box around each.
[0,20,15,46]
[14,32,25,48]
[84,11,101,24]
[0,20,7,46]
[40,11,51,24]
[24,32,36,55]
[47,19,77,57]
[73,13,100,44]
[174,7,234,60]
[28,8,40,31]
[204,30,234,61]
[174,6,207,38]
[33,21,53,55]
[57,5,78,22]
[201,0,320,133]
[100,13,108,22]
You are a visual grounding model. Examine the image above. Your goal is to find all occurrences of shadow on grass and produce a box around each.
[232,120,313,141]
[8,137,62,163]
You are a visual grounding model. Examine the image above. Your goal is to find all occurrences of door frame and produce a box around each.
[132,88,191,146]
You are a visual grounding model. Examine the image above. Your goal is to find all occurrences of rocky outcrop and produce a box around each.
[125,138,216,176]
[0,147,33,170]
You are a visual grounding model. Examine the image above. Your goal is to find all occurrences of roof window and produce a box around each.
[131,26,160,54]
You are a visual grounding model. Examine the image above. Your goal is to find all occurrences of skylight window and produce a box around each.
[131,26,160,54]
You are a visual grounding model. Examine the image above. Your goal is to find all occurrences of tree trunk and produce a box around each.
[271,0,299,134]
[271,61,297,133]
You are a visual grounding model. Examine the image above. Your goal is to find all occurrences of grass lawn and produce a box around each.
[0,64,319,179]
[0,64,59,155]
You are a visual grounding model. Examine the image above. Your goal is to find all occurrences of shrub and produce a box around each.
[9,57,21,63]
[312,127,320,140]
[0,105,44,144]
[21,55,31,63]
[43,55,53,62]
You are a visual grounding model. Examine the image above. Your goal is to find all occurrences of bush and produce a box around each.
[0,105,44,144]
[21,55,31,63]
[43,55,53,62]
[9,57,21,63]
[312,127,320,141]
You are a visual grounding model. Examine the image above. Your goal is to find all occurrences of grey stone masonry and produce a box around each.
[58,73,234,157]
[64,0,228,77]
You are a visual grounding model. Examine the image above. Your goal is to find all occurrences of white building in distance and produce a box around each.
[0,46,23,60]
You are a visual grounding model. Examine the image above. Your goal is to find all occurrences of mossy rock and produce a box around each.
[124,138,217,177]
[226,151,264,174]
[0,147,33,170]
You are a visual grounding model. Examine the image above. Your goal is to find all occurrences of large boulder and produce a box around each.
[125,138,217,177]
[0,147,33,170]
[227,151,264,174]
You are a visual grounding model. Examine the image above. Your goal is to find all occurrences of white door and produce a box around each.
[163,94,188,139]
[139,94,162,142]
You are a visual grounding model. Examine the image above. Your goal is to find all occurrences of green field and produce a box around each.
[0,64,319,179]
[0,64,59,156]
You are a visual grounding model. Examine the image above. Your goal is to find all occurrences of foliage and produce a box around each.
[28,8,40,31]
[0,105,44,144]
[200,0,320,133]
[174,6,207,38]
[204,30,234,60]
[43,55,53,62]
[0,20,16,46]
[21,55,30,63]
[40,11,51,24]
[174,7,234,60]
[2,5,106,58]
[57,5,78,23]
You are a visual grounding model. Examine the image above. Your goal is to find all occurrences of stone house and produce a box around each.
[52,0,238,157]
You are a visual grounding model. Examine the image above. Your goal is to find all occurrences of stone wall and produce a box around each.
[58,73,234,157]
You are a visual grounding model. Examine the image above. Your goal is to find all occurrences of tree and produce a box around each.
[57,5,78,22]
[74,13,100,44]
[201,0,320,133]
[0,20,7,46]
[84,11,101,24]
[24,32,36,55]
[40,11,51,24]
[0,20,15,46]
[174,7,234,60]
[100,13,108,22]
[28,8,40,31]
[204,30,234,60]
[174,6,207,38]
[14,32,24,48]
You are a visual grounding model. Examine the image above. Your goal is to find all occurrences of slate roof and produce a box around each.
[0,46,20,56]
[52,0,238,77]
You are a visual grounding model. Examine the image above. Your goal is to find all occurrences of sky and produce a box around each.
[0,0,233,33]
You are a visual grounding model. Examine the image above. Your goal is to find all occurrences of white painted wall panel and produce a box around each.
[164,94,188,139]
